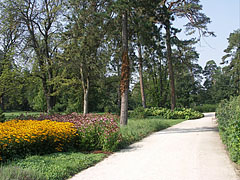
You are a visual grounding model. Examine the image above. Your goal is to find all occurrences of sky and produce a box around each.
[173,0,240,68]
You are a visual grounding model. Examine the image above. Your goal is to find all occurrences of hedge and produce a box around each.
[216,96,240,163]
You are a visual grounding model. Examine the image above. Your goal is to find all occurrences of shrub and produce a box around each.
[144,107,203,120]
[216,96,240,163]
[192,104,217,112]
[72,113,121,152]
[129,107,148,119]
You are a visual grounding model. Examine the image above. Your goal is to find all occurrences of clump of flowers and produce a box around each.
[0,113,122,162]
[0,120,77,162]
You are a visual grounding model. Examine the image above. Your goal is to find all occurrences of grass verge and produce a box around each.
[1,152,106,180]
[119,117,183,148]
[1,117,184,180]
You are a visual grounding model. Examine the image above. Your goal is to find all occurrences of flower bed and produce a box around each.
[0,120,77,162]
[0,113,121,162]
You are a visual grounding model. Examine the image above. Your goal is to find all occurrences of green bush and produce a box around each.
[216,96,240,163]
[192,104,217,112]
[129,107,148,119]
[144,107,204,120]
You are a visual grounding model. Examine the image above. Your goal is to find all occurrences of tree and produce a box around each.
[222,29,240,95]
[1,0,64,113]
[173,38,203,107]
[63,0,113,115]
[146,0,214,110]
[0,10,25,111]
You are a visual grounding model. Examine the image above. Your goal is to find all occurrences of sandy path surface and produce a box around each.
[69,113,239,180]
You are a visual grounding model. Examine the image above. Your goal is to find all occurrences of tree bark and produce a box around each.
[120,11,130,126]
[0,94,4,111]
[80,64,90,116]
[138,43,146,108]
[165,20,176,110]
[83,80,89,116]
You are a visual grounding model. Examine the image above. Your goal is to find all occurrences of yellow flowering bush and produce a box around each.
[0,120,77,162]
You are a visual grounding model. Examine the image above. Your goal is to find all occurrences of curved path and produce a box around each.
[70,113,239,180]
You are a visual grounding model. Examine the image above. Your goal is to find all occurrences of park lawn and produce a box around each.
[0,116,184,180]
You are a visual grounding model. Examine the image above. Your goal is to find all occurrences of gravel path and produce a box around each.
[69,113,239,180]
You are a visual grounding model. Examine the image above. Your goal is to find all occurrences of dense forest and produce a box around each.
[0,0,239,119]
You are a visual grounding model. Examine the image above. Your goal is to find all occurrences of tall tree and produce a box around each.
[63,0,113,115]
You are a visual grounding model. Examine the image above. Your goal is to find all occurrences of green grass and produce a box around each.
[1,152,106,180]
[1,116,184,180]
[119,117,184,148]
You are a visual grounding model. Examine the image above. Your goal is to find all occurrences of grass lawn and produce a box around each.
[0,116,184,180]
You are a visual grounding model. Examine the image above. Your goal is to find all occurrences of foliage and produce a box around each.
[129,107,148,119]
[144,107,204,120]
[216,96,240,163]
[192,104,217,113]
[0,165,46,180]
[2,152,106,180]
[0,120,77,162]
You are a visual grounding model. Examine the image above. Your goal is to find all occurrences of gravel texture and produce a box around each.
[69,113,240,180]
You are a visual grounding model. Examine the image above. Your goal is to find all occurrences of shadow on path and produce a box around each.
[157,126,218,135]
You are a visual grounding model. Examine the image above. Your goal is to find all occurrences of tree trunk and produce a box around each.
[83,77,89,116]
[138,43,146,108]
[80,64,90,116]
[120,11,130,126]
[41,76,51,113]
[165,20,176,111]
[0,94,4,111]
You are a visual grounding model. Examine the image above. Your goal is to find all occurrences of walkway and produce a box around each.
[70,113,239,180]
